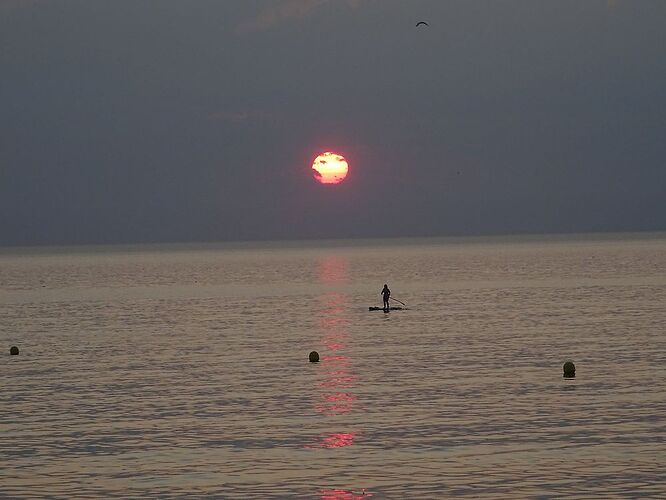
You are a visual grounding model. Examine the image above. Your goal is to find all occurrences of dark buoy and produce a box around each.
[309,351,320,363]
[10,346,19,356]
[563,360,575,378]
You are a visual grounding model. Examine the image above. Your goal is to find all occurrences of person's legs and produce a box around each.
[383,298,389,311]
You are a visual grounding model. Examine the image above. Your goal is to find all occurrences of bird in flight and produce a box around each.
[416,21,429,27]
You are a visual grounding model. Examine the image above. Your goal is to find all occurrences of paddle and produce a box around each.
[389,297,406,306]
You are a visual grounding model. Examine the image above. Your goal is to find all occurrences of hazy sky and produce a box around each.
[1,0,665,245]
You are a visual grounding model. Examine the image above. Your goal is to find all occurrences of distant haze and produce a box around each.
[1,0,665,246]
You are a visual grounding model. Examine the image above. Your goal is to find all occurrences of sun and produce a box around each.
[311,152,349,185]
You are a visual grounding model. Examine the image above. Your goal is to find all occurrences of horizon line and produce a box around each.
[1,229,665,255]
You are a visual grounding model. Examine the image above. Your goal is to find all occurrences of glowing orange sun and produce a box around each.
[312,152,349,184]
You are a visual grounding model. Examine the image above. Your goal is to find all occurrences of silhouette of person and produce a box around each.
[381,284,391,311]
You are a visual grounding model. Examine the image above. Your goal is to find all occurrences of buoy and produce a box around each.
[563,360,575,378]
[10,346,19,356]
[309,351,319,363]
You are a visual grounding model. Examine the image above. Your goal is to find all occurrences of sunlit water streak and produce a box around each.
[1,234,665,498]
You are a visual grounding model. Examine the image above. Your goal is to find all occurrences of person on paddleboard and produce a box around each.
[381,284,391,311]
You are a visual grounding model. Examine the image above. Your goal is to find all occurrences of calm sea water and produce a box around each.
[1,234,665,498]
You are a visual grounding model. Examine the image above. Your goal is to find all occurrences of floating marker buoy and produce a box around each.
[10,346,19,356]
[309,351,319,363]
[563,360,575,378]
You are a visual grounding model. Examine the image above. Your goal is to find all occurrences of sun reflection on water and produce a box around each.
[319,432,356,448]
[317,255,349,284]
[309,255,360,450]
[320,488,373,499]
[314,391,357,416]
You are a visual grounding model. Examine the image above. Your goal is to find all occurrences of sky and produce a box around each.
[1,0,665,246]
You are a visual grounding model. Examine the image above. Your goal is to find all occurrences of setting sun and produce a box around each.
[311,152,349,184]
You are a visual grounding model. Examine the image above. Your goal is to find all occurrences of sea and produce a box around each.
[1,233,665,498]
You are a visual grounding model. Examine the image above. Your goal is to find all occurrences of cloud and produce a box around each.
[236,0,366,34]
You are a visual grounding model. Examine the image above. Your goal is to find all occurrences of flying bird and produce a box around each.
[416,21,429,27]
